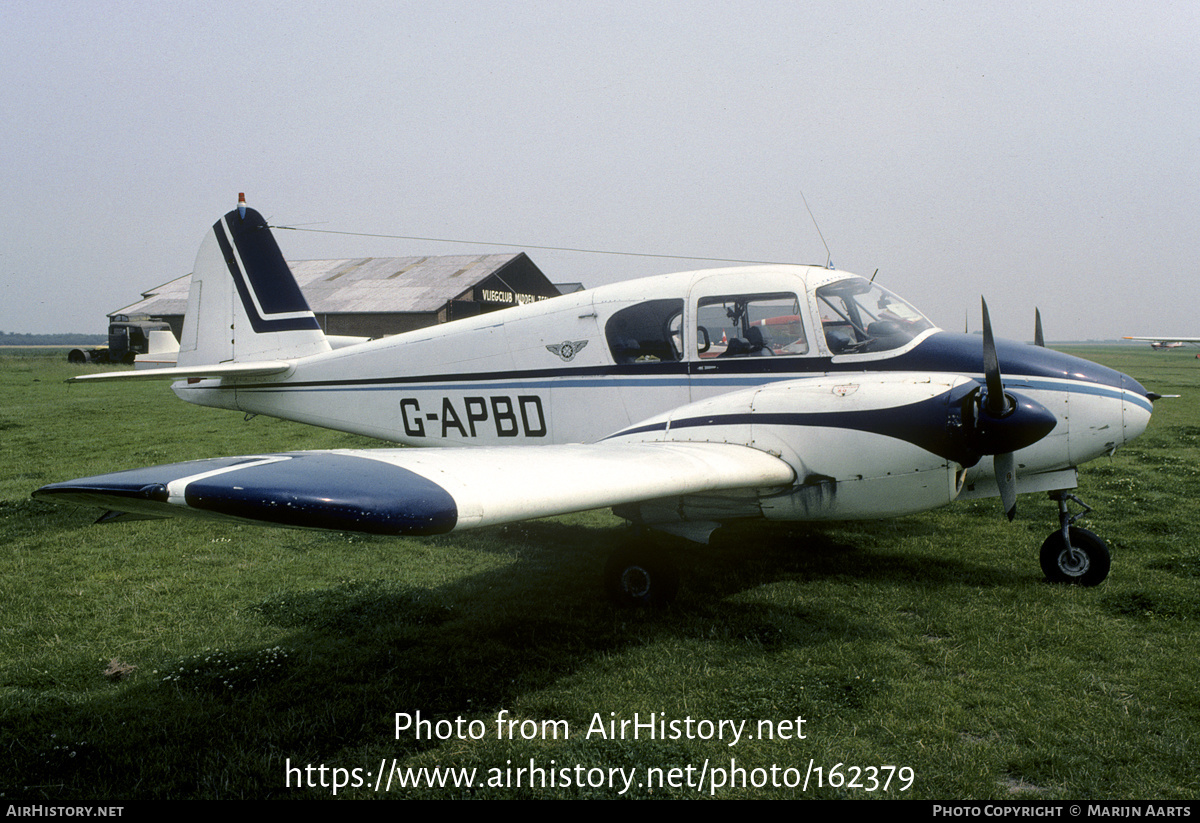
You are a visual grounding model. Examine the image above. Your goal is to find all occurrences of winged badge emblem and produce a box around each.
[546,340,588,362]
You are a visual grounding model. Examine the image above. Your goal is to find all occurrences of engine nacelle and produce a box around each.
[611,372,1018,525]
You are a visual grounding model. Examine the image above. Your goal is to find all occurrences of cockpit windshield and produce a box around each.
[816,278,935,355]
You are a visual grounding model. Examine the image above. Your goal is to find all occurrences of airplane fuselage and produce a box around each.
[174,264,1152,521]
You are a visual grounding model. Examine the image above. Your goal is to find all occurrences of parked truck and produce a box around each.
[67,315,173,365]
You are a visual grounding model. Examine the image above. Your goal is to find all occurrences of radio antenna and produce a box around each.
[800,190,833,269]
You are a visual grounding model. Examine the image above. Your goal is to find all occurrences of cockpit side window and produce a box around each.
[696,293,808,358]
[605,299,684,364]
[816,279,934,354]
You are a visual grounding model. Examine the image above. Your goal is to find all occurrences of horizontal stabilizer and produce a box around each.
[68,361,293,383]
[34,443,795,535]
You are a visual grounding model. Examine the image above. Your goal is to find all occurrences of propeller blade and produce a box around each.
[1033,308,1045,348]
[980,298,1008,418]
[995,451,1017,521]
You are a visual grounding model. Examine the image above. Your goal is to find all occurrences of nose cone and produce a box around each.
[1058,357,1154,465]
[1120,372,1154,445]
[1035,348,1154,464]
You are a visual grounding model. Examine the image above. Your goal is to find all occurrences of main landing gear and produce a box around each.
[604,540,680,607]
[1040,491,1111,586]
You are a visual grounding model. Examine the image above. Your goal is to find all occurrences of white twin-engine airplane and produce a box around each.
[36,199,1157,604]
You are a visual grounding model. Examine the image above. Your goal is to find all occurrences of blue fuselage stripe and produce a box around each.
[214,333,1151,412]
[230,370,1150,412]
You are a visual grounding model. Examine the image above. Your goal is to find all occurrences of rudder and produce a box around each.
[177,201,330,367]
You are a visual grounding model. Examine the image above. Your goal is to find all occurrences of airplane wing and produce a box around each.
[32,443,796,535]
[67,361,293,383]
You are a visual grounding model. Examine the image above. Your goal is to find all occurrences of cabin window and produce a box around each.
[605,299,684,364]
[816,278,934,354]
[696,293,808,358]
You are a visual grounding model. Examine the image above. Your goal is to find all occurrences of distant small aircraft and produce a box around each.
[1124,337,1200,351]
[36,198,1158,603]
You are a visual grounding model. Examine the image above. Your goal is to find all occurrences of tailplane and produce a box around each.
[178,197,330,367]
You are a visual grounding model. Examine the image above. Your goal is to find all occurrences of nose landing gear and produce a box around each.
[1040,492,1111,586]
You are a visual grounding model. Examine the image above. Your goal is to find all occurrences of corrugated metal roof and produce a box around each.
[111,253,532,317]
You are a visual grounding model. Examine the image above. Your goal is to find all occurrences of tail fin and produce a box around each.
[177,203,330,367]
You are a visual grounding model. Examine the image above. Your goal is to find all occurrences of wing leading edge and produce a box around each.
[33,443,796,535]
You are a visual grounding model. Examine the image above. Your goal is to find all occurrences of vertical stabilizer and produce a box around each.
[177,204,330,367]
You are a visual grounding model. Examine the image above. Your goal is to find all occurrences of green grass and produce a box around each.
[2,347,1198,799]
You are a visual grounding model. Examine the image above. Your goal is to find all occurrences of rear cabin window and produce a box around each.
[696,293,808,358]
[605,299,684,364]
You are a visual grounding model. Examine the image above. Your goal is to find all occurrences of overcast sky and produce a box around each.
[2,1,1196,341]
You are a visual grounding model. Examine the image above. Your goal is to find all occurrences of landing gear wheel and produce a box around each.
[605,545,679,607]
[1040,526,1110,586]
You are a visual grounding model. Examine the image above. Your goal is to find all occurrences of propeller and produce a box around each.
[1033,308,1045,348]
[980,299,1008,418]
[970,298,1057,520]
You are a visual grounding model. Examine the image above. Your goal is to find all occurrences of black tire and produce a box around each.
[1040,526,1110,586]
[67,349,88,364]
[604,545,679,607]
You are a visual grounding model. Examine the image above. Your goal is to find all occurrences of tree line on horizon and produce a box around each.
[0,331,106,346]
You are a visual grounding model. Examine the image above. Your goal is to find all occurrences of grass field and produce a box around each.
[2,347,1197,799]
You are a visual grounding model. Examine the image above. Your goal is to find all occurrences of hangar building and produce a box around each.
[111,252,565,340]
